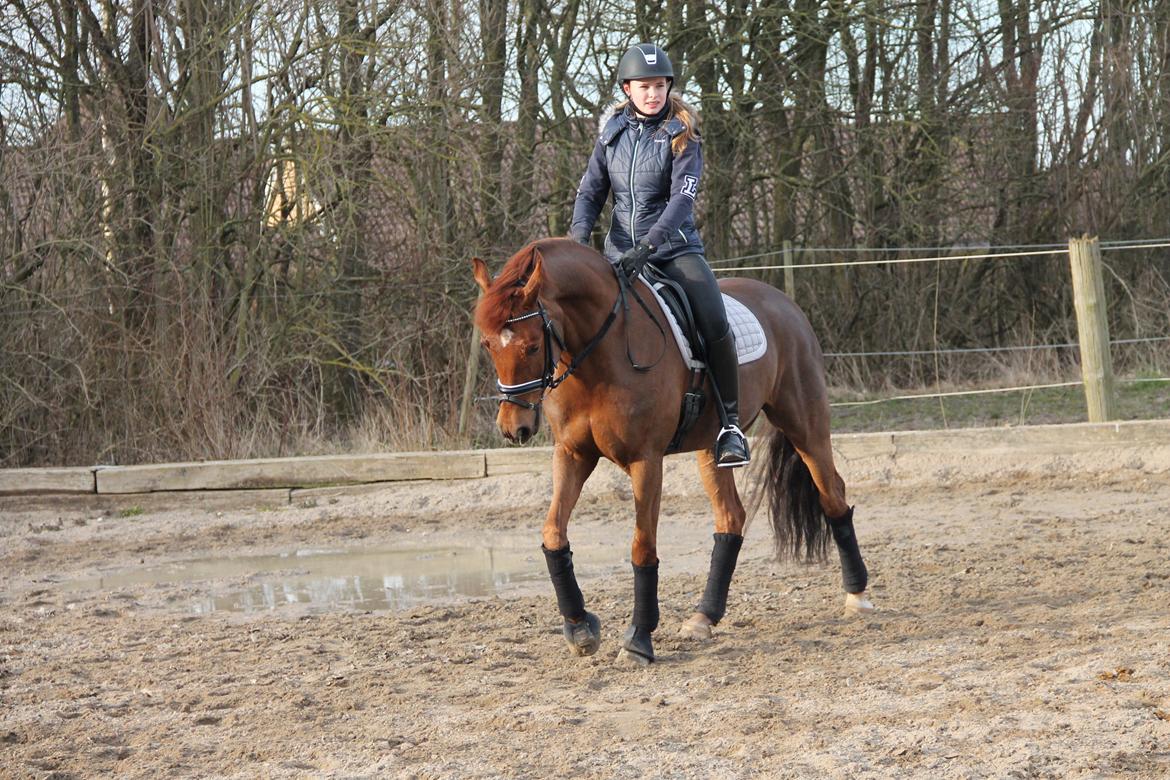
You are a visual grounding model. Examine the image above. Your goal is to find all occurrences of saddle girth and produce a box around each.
[666,368,707,453]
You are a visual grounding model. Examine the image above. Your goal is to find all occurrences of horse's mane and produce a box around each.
[474,242,545,335]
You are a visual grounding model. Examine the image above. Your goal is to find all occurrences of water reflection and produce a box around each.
[66,545,583,614]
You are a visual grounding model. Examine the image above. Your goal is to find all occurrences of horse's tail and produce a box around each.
[753,428,829,563]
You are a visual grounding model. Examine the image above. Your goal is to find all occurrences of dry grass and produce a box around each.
[3,256,1167,467]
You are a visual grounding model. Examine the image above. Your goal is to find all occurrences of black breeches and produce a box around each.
[653,253,729,348]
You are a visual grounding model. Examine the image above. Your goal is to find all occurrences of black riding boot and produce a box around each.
[706,327,750,467]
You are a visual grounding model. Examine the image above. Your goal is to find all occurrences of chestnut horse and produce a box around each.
[472,238,873,665]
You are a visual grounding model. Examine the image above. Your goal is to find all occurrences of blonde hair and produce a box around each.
[615,93,700,155]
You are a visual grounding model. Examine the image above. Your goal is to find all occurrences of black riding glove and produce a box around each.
[618,241,654,279]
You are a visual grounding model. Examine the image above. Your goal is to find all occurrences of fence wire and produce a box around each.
[824,336,1170,359]
[830,376,1170,408]
[712,245,1067,272]
[701,239,1170,414]
[707,237,1170,268]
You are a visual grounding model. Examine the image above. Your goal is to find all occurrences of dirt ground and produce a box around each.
[2,447,1169,779]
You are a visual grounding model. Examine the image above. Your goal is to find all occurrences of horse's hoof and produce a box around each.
[563,612,602,656]
[678,613,714,640]
[616,647,652,667]
[844,591,875,615]
[619,625,654,665]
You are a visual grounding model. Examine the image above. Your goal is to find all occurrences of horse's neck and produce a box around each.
[547,255,618,352]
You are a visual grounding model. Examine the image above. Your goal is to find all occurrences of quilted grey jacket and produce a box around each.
[569,100,705,264]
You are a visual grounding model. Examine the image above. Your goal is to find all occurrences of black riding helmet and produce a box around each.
[616,43,674,84]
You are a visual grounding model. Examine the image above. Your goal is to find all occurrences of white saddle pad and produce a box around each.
[639,279,767,369]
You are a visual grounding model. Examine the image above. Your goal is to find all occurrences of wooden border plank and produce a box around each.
[3,420,1168,499]
[95,452,486,494]
[485,448,553,476]
[0,467,95,495]
[889,420,1170,456]
[0,488,290,514]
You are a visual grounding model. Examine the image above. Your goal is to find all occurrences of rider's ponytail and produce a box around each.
[667,94,699,156]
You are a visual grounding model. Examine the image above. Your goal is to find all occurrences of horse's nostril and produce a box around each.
[517,426,532,442]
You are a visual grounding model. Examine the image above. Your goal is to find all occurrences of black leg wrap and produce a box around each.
[543,544,586,622]
[827,507,868,593]
[697,533,744,625]
[630,562,660,632]
[621,625,655,662]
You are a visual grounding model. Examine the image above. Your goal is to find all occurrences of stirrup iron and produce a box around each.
[715,425,750,468]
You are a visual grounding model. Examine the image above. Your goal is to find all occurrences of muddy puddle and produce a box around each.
[63,544,626,614]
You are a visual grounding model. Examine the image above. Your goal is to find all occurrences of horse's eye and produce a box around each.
[525,343,540,356]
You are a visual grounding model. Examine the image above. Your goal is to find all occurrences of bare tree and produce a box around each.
[2,0,1168,466]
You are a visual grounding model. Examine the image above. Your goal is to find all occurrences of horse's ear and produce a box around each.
[519,252,544,306]
[471,256,491,293]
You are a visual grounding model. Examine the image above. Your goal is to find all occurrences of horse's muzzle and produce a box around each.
[498,405,541,444]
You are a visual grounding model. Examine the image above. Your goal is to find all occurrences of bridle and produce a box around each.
[491,296,621,411]
[485,269,666,411]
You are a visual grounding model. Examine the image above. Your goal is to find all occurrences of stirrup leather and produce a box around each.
[715,425,750,468]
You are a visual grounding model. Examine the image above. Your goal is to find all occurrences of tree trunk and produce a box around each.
[478,0,507,252]
[328,0,376,425]
[508,0,539,233]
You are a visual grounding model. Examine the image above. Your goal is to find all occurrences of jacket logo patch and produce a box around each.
[681,175,698,199]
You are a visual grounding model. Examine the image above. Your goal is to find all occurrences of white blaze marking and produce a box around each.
[500,328,514,347]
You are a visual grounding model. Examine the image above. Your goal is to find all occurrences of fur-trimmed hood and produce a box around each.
[597,96,702,139]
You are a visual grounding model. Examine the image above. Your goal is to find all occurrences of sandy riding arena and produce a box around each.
[3,423,1170,778]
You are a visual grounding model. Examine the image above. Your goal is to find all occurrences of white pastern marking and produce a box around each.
[500,328,514,347]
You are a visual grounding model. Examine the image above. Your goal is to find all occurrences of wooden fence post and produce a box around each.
[782,239,795,299]
[1068,236,1116,422]
[458,294,484,437]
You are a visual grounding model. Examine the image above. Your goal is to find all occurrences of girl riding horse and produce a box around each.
[569,43,750,469]
[472,44,874,666]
